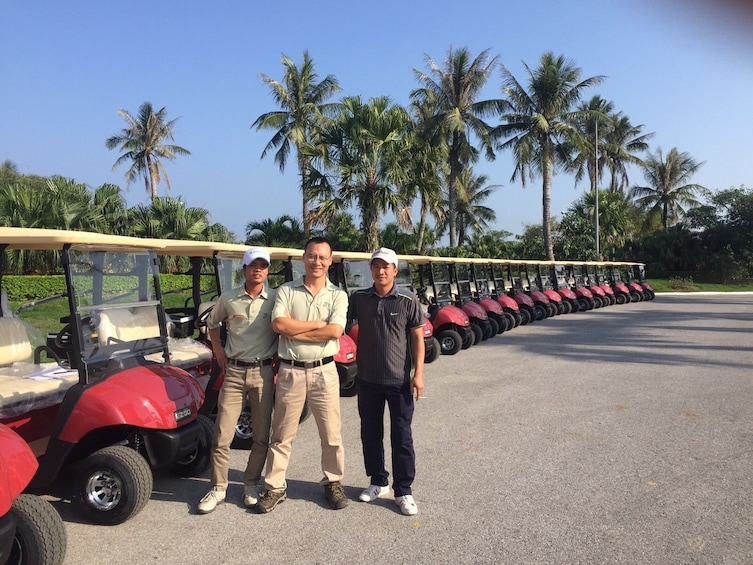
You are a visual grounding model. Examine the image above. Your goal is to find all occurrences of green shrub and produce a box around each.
[3,274,216,303]
[667,276,699,291]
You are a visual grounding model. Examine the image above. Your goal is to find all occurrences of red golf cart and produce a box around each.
[488,261,535,325]
[0,424,66,565]
[1,227,208,526]
[451,260,501,338]
[411,256,473,355]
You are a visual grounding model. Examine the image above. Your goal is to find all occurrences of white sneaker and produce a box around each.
[198,487,226,514]
[395,494,418,516]
[243,485,259,507]
[358,484,390,502]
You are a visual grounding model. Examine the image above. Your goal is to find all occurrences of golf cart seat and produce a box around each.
[145,337,212,369]
[96,306,161,345]
[0,317,78,419]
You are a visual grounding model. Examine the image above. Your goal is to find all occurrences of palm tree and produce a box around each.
[252,51,341,236]
[570,96,613,194]
[91,183,129,235]
[129,196,209,240]
[629,147,709,230]
[496,52,605,260]
[411,47,503,247]
[106,102,191,199]
[449,170,499,246]
[313,95,412,251]
[245,215,304,248]
[602,113,653,193]
[560,190,638,259]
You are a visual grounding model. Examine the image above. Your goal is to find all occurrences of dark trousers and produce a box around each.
[356,378,415,497]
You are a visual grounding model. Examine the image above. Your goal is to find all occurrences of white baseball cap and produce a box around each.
[369,247,398,267]
[243,247,271,266]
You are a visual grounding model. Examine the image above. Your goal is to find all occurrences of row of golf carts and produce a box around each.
[0,227,653,564]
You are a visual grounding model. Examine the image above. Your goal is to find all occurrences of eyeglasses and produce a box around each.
[304,253,331,263]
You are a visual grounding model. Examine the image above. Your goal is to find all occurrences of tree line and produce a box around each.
[2,47,750,281]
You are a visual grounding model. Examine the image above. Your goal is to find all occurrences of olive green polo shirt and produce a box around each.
[272,277,348,361]
[206,286,278,361]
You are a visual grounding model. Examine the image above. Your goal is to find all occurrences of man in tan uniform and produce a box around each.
[198,247,277,514]
[255,237,349,513]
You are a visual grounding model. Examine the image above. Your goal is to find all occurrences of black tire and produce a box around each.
[478,318,490,341]
[481,317,499,341]
[546,303,557,317]
[460,327,474,350]
[533,304,547,321]
[630,291,642,302]
[470,323,483,345]
[437,328,462,355]
[519,307,533,325]
[502,313,514,332]
[340,378,359,397]
[488,316,501,335]
[8,494,66,565]
[231,400,311,449]
[615,293,627,305]
[593,295,603,309]
[424,337,440,363]
[577,297,590,312]
[75,445,153,526]
[569,299,579,313]
[561,300,572,315]
[230,407,254,450]
[509,311,522,328]
[172,414,213,477]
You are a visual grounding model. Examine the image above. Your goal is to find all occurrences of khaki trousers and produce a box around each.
[264,361,344,491]
[210,364,274,489]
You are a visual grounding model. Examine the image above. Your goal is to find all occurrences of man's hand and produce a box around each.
[411,373,424,401]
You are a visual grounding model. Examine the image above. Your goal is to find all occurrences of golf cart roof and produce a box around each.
[0,227,165,251]
[142,239,305,261]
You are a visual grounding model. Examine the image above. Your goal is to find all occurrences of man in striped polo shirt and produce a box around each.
[347,247,425,516]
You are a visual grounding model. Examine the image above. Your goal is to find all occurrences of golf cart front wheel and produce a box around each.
[437,329,462,355]
[75,445,153,526]
[172,414,214,477]
[8,494,66,565]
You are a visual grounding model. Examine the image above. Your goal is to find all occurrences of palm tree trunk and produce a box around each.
[298,156,311,237]
[542,142,555,261]
[361,190,380,251]
[417,196,429,253]
[448,135,461,248]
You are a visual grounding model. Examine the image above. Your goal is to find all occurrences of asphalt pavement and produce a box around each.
[55,293,753,564]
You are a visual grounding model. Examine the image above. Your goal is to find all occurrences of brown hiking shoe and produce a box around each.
[254,490,286,514]
[324,482,349,510]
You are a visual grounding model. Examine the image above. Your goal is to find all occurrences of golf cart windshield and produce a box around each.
[68,246,167,370]
[343,261,372,292]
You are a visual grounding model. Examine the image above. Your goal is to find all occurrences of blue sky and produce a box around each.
[2,0,751,241]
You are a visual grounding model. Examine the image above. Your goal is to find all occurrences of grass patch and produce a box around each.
[648,279,753,293]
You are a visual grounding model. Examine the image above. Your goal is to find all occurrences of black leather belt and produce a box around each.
[280,356,334,368]
[227,357,274,368]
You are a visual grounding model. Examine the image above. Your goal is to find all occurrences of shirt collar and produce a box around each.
[293,276,339,291]
[234,285,268,300]
[369,284,398,298]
